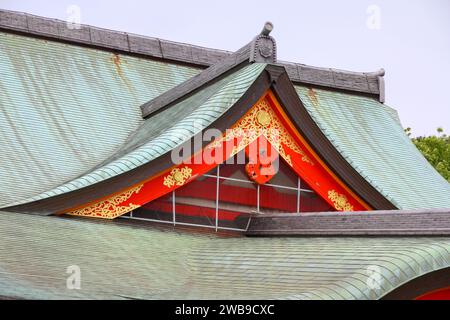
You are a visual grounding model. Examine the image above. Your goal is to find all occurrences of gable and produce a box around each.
[64,88,370,220]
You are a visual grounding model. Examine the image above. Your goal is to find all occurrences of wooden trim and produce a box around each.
[245,209,450,236]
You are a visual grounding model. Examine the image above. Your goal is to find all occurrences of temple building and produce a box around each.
[1,9,450,300]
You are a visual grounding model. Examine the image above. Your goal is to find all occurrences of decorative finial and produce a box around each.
[261,22,274,36]
[250,21,277,63]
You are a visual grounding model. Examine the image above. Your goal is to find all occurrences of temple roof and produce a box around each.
[0,9,449,212]
[1,211,449,300]
[1,9,450,301]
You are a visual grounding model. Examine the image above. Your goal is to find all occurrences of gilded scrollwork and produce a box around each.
[207,99,313,166]
[328,190,354,212]
[67,184,144,219]
[163,167,193,188]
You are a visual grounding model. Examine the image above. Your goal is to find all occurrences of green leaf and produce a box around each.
[410,128,450,182]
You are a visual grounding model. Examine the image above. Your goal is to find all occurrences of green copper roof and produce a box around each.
[0,211,449,300]
[0,31,201,208]
[295,86,450,210]
[4,61,266,207]
[2,26,449,212]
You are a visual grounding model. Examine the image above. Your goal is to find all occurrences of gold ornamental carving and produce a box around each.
[163,167,193,188]
[207,99,314,166]
[256,110,272,127]
[328,190,354,212]
[67,184,144,219]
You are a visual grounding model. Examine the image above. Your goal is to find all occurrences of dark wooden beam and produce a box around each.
[246,209,450,236]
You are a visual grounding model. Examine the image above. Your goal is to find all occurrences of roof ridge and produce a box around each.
[141,22,277,118]
[0,8,384,100]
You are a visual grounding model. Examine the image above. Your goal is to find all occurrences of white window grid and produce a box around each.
[122,165,314,232]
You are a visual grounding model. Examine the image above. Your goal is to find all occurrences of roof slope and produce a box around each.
[296,86,450,210]
[0,31,200,208]
[3,63,266,208]
[0,9,383,99]
[1,211,450,300]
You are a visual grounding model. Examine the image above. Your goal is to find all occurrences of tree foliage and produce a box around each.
[405,127,450,182]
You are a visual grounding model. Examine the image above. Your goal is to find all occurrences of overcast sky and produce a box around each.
[1,0,449,137]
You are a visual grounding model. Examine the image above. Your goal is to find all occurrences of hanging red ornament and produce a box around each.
[245,139,278,185]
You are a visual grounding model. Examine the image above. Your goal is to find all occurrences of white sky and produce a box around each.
[1,0,449,137]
